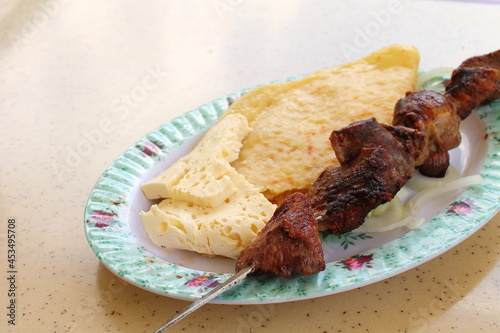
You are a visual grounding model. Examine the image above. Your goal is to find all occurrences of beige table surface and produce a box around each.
[1,1,499,332]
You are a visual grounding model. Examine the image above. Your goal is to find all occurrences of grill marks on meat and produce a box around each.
[393,49,500,177]
[380,123,427,163]
[307,118,417,234]
[393,91,461,177]
[446,67,500,119]
[235,192,325,278]
[445,50,500,119]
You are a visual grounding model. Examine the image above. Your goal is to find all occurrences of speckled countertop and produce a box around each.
[1,1,499,332]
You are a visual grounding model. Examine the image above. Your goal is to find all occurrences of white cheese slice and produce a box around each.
[169,157,238,208]
[140,113,251,208]
[140,170,276,259]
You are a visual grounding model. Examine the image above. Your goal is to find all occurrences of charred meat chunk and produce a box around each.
[308,118,415,234]
[445,49,500,118]
[235,192,325,278]
[380,123,426,163]
[393,90,460,177]
[446,67,500,119]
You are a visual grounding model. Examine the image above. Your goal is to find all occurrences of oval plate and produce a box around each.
[84,74,500,304]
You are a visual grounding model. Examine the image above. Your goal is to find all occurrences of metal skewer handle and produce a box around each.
[154,266,253,332]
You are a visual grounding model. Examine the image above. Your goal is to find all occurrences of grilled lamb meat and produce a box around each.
[392,50,500,177]
[446,67,500,119]
[307,118,417,234]
[380,123,427,163]
[235,192,325,277]
[393,90,461,177]
[331,118,425,165]
[445,49,500,119]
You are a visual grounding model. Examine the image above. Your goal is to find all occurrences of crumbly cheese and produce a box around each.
[141,171,276,259]
[141,113,250,208]
[224,44,420,199]
[140,113,276,258]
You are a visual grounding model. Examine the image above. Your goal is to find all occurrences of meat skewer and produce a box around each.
[155,49,500,331]
[238,48,500,274]
[307,118,424,234]
[236,192,325,277]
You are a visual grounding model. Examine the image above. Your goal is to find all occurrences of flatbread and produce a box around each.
[224,44,420,199]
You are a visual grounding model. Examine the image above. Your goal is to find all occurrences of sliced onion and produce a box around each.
[405,174,482,216]
[405,166,458,192]
[354,174,482,233]
[353,195,405,233]
[354,215,424,233]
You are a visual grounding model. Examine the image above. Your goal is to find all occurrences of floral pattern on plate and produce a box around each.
[84,74,500,304]
[336,254,374,270]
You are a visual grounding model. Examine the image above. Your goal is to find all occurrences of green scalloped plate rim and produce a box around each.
[84,73,500,304]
